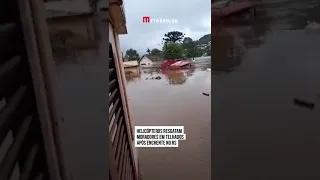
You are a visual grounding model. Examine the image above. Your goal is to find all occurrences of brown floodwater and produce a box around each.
[125,62,211,180]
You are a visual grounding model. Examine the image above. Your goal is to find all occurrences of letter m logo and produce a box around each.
[142,16,150,23]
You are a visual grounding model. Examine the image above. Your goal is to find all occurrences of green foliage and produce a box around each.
[162,43,183,59]
[125,48,140,61]
[182,37,193,44]
[141,32,212,60]
[162,31,185,43]
[182,37,202,58]
[198,34,211,44]
[150,48,162,56]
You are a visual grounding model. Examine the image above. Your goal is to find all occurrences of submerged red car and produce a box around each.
[160,59,176,70]
[169,60,191,69]
[160,59,192,70]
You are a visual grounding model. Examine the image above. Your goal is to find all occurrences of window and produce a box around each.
[141,63,146,65]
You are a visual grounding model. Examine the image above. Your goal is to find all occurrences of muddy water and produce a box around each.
[126,62,211,180]
[213,0,320,179]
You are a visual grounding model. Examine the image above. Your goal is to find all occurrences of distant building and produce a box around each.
[123,60,139,68]
[138,55,163,68]
[139,55,154,68]
[123,61,140,77]
[196,44,207,50]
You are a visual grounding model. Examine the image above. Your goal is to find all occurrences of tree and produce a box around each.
[150,48,162,56]
[182,37,193,44]
[125,48,140,61]
[162,43,183,59]
[181,37,201,58]
[146,48,151,54]
[162,31,185,43]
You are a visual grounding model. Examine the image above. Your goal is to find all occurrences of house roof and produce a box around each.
[138,54,162,63]
[123,60,139,68]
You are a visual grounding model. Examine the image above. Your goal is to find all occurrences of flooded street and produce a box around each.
[213,0,320,179]
[126,62,211,180]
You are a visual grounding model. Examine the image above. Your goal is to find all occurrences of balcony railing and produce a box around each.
[109,43,138,180]
[0,1,49,179]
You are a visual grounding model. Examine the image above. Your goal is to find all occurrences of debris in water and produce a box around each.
[155,76,161,80]
[293,98,315,110]
[202,93,210,96]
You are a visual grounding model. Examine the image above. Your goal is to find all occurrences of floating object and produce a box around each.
[160,59,176,70]
[169,60,192,69]
[202,93,210,96]
[293,98,315,110]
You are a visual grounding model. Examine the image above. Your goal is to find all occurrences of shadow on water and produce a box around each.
[212,0,320,73]
[213,0,320,179]
[212,0,273,72]
[125,63,211,180]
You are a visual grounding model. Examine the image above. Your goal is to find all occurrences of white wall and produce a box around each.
[140,57,153,67]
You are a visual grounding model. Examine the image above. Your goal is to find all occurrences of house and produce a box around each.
[45,0,100,49]
[139,55,163,68]
[123,60,140,76]
[123,60,141,78]
[123,60,139,68]
[139,55,153,68]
